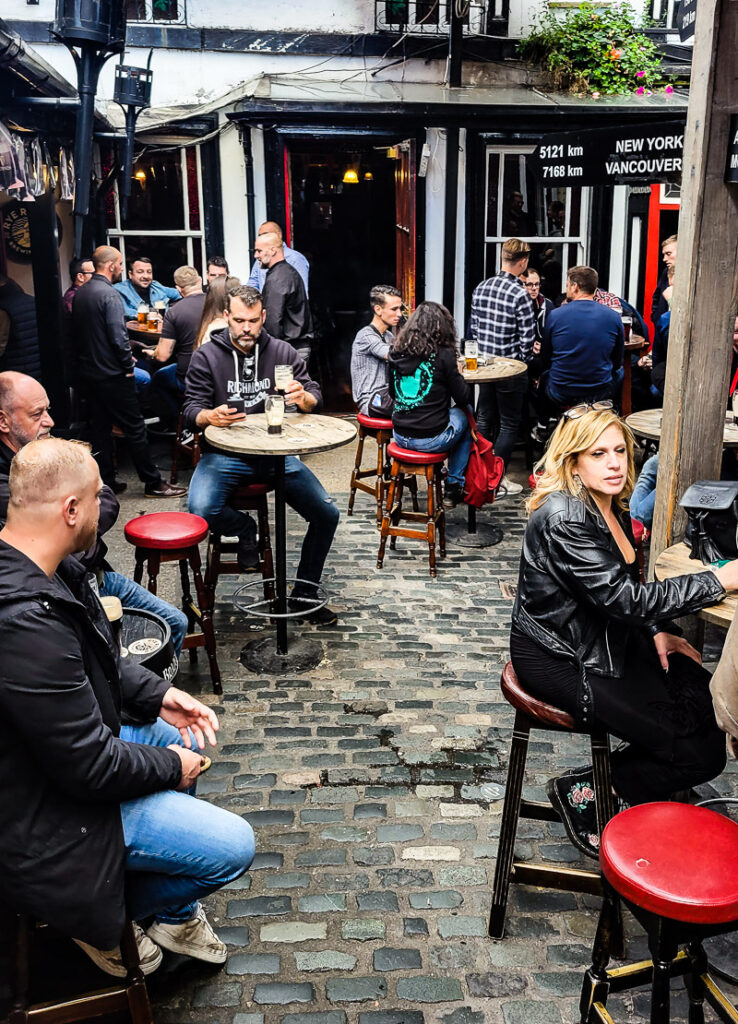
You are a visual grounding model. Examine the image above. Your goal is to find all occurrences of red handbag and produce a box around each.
[463,409,504,508]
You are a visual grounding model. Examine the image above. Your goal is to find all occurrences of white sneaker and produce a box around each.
[147,904,227,964]
[498,475,523,497]
[73,922,162,977]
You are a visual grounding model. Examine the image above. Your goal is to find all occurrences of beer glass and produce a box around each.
[274,364,293,393]
[147,310,158,331]
[137,303,148,325]
[265,395,285,435]
[465,340,478,372]
[622,315,632,344]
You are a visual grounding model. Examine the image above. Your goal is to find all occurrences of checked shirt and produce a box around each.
[469,271,536,362]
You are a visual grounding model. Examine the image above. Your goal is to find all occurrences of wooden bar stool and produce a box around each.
[124,511,221,694]
[490,662,621,945]
[205,484,275,607]
[348,413,394,524]
[376,442,447,578]
[7,914,153,1023]
[581,803,738,1024]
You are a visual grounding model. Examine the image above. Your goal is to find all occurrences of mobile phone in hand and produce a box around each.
[229,397,245,415]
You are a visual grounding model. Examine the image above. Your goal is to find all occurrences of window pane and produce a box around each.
[386,0,408,23]
[125,0,147,20]
[501,154,537,237]
[152,0,179,20]
[123,151,184,231]
[186,148,200,231]
[485,152,499,238]
[416,0,439,23]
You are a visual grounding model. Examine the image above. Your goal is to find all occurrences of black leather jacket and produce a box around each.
[512,491,726,680]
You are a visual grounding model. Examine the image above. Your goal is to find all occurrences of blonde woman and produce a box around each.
[510,403,738,856]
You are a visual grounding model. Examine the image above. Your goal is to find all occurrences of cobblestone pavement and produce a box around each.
[104,443,738,1024]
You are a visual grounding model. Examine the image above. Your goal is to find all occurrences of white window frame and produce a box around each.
[108,146,206,271]
[483,143,591,282]
[125,0,187,24]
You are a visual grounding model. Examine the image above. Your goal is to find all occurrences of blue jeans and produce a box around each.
[188,452,340,598]
[101,570,188,655]
[394,406,471,487]
[120,718,255,923]
[149,364,184,419]
[630,453,659,528]
[133,366,151,393]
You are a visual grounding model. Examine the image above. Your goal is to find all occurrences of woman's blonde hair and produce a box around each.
[526,408,636,515]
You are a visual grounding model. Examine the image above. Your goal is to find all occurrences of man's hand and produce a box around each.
[198,404,246,428]
[160,686,219,749]
[653,631,702,672]
[285,379,316,413]
[167,744,204,790]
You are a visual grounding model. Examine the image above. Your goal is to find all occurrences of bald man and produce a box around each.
[0,438,254,975]
[71,245,185,498]
[254,231,314,362]
[247,220,309,296]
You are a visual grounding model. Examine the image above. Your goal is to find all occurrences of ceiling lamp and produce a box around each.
[363,170,374,181]
[342,167,359,185]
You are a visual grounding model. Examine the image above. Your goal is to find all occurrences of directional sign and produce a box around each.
[677,0,697,41]
[726,114,738,184]
[530,123,685,186]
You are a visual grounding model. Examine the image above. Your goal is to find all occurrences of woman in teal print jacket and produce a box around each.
[390,301,472,510]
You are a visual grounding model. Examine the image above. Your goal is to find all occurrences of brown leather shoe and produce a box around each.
[144,481,187,498]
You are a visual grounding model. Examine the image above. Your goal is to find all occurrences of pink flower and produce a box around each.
[636,86,645,95]
[592,91,601,99]
[571,788,584,805]
[581,787,595,801]
[636,70,646,78]
[665,84,674,94]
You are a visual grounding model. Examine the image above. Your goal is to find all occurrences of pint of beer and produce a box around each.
[147,311,159,331]
[465,340,478,372]
[137,302,148,325]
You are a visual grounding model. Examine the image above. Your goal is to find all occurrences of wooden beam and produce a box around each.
[650,0,738,562]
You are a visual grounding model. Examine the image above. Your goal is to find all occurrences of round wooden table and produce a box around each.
[462,356,527,384]
[205,413,357,672]
[626,409,738,448]
[457,356,528,546]
[127,320,162,350]
[653,541,735,629]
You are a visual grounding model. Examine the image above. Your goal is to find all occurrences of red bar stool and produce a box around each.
[376,441,447,578]
[124,511,221,695]
[6,913,152,1023]
[205,484,275,609]
[348,413,395,524]
[490,662,621,946]
[581,802,738,1024]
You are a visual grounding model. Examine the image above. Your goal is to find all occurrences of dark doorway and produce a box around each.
[289,140,398,412]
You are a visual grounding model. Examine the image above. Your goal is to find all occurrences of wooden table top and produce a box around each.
[462,356,527,383]
[625,336,648,352]
[626,408,738,447]
[654,541,735,628]
[205,413,357,457]
[127,320,162,342]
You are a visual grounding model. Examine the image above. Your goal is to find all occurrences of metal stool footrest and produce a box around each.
[233,576,329,619]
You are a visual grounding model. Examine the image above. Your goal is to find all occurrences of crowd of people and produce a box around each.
[2,217,738,999]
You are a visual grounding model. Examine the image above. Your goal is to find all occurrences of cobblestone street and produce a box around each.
[102,439,738,1024]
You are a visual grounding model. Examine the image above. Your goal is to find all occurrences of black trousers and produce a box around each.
[510,628,727,806]
[476,374,528,468]
[83,375,162,489]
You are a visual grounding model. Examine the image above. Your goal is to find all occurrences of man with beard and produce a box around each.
[184,285,339,624]
[72,245,185,498]
[0,438,254,975]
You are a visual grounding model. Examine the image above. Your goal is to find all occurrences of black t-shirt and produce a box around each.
[161,291,206,380]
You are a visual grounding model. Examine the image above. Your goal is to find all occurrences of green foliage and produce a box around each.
[518,2,665,95]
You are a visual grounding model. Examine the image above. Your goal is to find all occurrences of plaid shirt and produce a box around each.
[594,288,622,311]
[469,271,536,362]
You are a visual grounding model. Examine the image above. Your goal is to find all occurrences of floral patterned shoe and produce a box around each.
[546,766,600,859]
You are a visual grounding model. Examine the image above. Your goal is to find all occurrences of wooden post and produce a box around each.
[649,0,738,564]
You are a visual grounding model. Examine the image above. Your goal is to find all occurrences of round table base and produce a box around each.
[702,935,738,985]
[447,522,504,548]
[240,635,324,675]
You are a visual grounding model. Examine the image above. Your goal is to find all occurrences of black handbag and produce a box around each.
[679,480,738,564]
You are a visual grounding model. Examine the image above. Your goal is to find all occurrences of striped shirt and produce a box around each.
[469,271,536,362]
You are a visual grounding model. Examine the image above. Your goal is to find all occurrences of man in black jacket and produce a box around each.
[71,245,185,498]
[184,285,339,624]
[0,371,188,653]
[255,232,313,362]
[0,438,254,973]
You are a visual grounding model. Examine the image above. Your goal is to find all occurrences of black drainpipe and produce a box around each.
[240,124,257,264]
[442,1,463,311]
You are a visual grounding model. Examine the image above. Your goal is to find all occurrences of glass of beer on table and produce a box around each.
[147,310,159,331]
[465,340,478,372]
[265,395,285,435]
[137,302,148,325]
